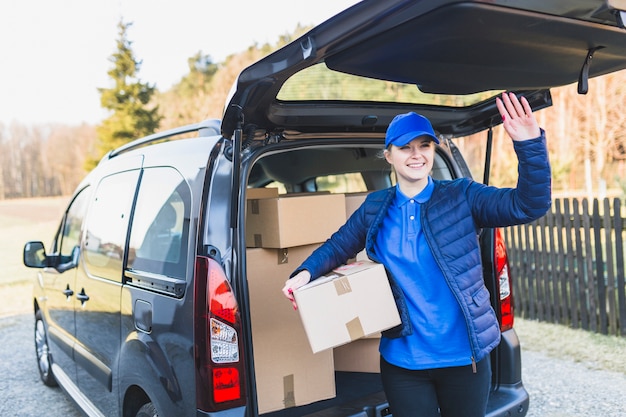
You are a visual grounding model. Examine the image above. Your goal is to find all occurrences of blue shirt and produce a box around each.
[374,178,472,370]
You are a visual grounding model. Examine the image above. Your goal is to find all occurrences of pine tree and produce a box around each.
[88,20,161,168]
[155,52,219,129]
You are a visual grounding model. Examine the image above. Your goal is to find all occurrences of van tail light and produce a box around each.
[494,229,514,332]
[194,256,246,411]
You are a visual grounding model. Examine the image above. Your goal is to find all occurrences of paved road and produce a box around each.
[2,313,625,417]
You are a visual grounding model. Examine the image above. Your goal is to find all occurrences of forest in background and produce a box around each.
[1,24,625,200]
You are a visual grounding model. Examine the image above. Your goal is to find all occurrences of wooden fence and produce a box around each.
[503,198,626,337]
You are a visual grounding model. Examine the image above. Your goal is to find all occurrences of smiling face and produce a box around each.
[384,136,435,196]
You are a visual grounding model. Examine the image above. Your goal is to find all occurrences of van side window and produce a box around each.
[84,170,140,282]
[127,167,191,279]
[58,187,91,262]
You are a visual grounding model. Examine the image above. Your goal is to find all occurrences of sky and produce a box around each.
[0,0,360,126]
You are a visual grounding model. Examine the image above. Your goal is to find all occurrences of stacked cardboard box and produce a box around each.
[339,192,382,372]
[245,192,346,248]
[333,337,382,373]
[344,191,370,218]
[246,187,280,200]
[245,188,393,413]
[247,244,335,414]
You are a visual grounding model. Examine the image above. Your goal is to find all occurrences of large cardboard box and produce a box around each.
[246,193,346,248]
[246,187,279,200]
[247,245,335,413]
[345,192,370,218]
[333,338,381,373]
[293,260,401,353]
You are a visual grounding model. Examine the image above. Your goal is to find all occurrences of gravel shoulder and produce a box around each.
[522,349,626,417]
[0,314,81,417]
[516,318,626,417]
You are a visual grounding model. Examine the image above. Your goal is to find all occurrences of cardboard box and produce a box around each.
[345,192,370,218]
[246,245,335,413]
[246,193,346,248]
[246,187,279,200]
[333,338,381,373]
[293,260,401,353]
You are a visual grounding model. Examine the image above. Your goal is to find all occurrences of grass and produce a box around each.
[0,196,67,283]
[515,317,626,375]
[0,196,68,317]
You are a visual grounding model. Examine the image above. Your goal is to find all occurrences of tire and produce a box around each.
[34,309,57,387]
[135,402,159,417]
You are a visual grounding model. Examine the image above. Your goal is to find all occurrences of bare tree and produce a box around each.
[45,124,97,195]
[0,123,6,199]
[566,72,626,198]
[0,122,96,200]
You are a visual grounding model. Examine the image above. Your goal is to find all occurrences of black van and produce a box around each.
[24,1,626,416]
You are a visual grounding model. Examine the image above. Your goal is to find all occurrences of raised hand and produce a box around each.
[496,92,541,142]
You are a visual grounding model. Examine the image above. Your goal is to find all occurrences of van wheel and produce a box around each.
[34,310,57,387]
[135,402,158,417]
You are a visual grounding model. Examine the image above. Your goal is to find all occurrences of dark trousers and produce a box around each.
[380,356,491,417]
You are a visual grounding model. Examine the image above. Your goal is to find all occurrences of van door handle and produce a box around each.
[63,284,74,299]
[76,289,90,305]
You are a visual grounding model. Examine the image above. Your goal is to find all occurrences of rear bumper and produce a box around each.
[486,328,529,417]
[197,406,246,417]
[486,383,529,417]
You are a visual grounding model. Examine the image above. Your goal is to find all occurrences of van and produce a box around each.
[24,1,626,416]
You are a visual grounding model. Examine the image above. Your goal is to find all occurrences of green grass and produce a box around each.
[515,317,626,375]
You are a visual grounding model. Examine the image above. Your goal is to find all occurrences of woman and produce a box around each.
[282,92,551,417]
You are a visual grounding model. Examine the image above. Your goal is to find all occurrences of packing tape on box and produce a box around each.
[334,278,364,340]
[333,276,352,295]
[345,317,364,340]
[250,199,260,214]
[283,374,295,408]
[277,248,289,264]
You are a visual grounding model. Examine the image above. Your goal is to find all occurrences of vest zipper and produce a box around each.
[420,207,480,374]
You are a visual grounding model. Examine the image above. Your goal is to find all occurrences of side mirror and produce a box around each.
[56,246,80,273]
[23,241,47,268]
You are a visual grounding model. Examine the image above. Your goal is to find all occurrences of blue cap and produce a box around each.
[385,112,439,147]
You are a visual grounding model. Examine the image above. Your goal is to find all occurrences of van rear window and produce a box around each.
[127,167,191,279]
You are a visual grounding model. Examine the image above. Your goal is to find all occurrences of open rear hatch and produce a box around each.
[223,0,626,140]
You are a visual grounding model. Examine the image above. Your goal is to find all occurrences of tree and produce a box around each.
[156,52,218,130]
[88,20,161,169]
[154,24,309,131]
[558,71,626,198]
[46,124,97,195]
[0,124,5,199]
